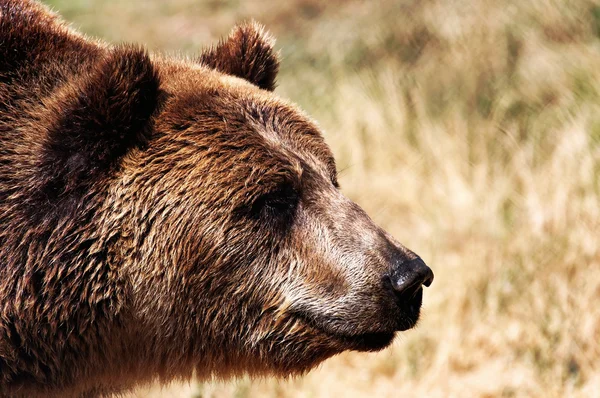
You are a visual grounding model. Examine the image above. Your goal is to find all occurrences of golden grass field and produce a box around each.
[44,0,600,396]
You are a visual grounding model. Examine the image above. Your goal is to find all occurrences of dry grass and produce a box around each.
[44,0,600,396]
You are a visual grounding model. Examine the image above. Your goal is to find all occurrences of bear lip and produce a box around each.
[292,309,397,351]
[290,288,424,352]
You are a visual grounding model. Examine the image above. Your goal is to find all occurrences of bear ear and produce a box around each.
[40,45,160,197]
[199,21,280,91]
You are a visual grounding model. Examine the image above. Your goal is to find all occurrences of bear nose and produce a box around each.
[389,257,434,297]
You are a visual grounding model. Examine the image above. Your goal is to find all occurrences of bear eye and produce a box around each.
[250,184,299,220]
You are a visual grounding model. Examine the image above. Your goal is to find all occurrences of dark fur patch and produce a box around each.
[199,21,280,91]
[39,45,160,199]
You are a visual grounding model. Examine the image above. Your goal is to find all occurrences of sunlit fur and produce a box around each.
[0,1,426,396]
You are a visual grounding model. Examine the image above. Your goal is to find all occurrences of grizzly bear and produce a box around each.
[0,0,434,396]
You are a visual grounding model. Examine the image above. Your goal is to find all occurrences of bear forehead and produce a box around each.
[155,65,337,184]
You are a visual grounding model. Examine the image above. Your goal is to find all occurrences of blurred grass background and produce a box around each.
[43,0,600,396]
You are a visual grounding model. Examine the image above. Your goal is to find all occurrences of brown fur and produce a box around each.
[0,1,433,397]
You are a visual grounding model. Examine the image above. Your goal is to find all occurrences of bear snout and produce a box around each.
[389,257,434,299]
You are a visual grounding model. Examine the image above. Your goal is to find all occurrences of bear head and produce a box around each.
[40,21,434,379]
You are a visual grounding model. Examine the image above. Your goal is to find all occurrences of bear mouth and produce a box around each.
[293,311,397,352]
[292,288,424,352]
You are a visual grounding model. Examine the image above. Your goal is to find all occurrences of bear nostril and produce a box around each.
[389,257,434,297]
